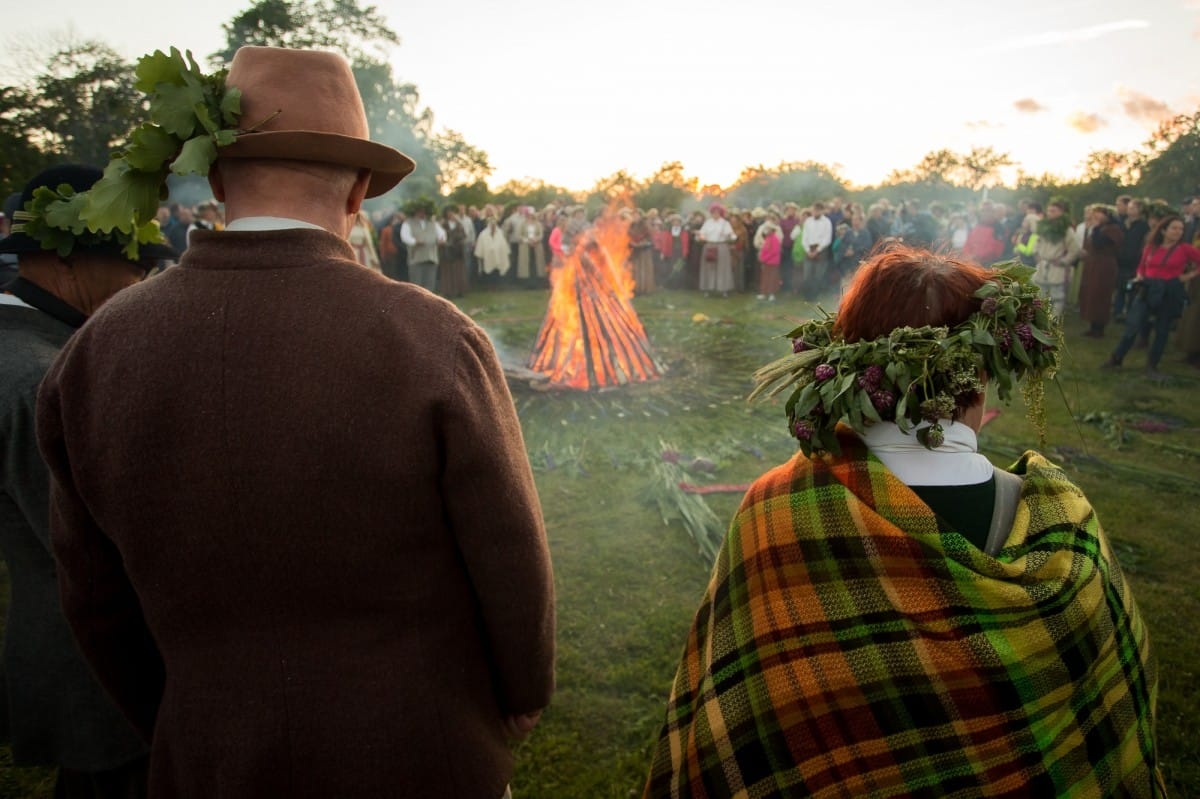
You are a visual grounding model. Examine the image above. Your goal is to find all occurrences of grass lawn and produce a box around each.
[2,285,1197,798]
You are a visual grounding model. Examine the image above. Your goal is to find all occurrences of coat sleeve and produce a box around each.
[3,377,53,552]
[438,325,555,715]
[36,350,164,740]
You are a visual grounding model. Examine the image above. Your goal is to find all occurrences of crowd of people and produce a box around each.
[143,190,1200,376]
[0,39,1188,799]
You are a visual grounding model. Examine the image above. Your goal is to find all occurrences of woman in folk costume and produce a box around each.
[753,212,783,300]
[728,210,749,292]
[645,248,1164,799]
[437,206,469,298]
[473,212,510,285]
[657,212,689,289]
[627,209,656,295]
[684,210,705,290]
[697,204,736,296]
[515,207,546,285]
[1031,198,1081,313]
[348,210,382,272]
[1079,204,1124,338]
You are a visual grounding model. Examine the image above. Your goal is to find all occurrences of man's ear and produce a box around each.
[208,163,226,202]
[347,169,371,215]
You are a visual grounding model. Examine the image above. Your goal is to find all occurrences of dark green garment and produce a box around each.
[0,304,146,769]
[911,477,996,551]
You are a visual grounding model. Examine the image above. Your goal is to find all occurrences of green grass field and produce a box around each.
[3,286,1197,798]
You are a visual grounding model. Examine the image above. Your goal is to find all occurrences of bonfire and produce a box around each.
[529,210,666,389]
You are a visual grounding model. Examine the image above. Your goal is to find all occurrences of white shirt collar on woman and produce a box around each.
[858,420,994,487]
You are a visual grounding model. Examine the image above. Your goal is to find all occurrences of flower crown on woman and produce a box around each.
[751,251,1062,456]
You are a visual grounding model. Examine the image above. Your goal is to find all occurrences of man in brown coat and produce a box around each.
[36,47,555,798]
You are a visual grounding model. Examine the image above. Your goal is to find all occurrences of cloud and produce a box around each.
[1117,85,1173,123]
[1013,98,1048,113]
[983,19,1150,53]
[965,119,1003,130]
[1067,111,1107,133]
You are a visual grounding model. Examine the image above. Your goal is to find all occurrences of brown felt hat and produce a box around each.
[219,47,415,197]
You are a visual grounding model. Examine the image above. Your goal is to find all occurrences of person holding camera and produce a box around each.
[1103,213,1200,377]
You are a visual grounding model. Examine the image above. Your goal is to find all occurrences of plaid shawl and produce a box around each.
[645,429,1163,798]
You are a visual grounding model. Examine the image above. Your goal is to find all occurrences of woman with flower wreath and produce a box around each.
[1031,197,1081,313]
[645,247,1163,798]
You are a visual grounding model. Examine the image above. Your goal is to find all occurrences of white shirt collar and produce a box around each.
[225,216,326,232]
[0,293,34,309]
[858,420,994,486]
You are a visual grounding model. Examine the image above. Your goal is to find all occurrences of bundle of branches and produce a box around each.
[643,450,725,563]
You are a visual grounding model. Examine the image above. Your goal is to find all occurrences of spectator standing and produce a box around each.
[1114,199,1150,321]
[1079,205,1124,338]
[1031,199,1081,312]
[697,204,737,297]
[400,198,446,293]
[1,164,169,799]
[474,211,511,285]
[36,49,554,798]
[800,202,833,299]
[437,206,470,298]
[754,215,782,301]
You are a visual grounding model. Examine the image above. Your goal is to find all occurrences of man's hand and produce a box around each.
[504,711,543,741]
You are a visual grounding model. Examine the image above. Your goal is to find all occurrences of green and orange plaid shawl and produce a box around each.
[645,428,1163,798]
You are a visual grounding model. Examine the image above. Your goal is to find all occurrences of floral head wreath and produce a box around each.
[11,48,244,261]
[749,263,1062,456]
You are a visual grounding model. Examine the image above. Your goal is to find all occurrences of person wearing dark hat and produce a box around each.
[0,164,169,798]
[36,46,554,799]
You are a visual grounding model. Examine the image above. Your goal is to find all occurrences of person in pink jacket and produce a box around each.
[756,219,783,301]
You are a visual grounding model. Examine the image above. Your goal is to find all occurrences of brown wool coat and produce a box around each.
[36,228,555,798]
[1079,222,1124,326]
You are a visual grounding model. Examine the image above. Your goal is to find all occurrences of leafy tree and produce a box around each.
[1,41,143,170]
[0,87,50,197]
[213,0,488,199]
[634,161,698,211]
[431,129,492,188]
[726,161,845,208]
[211,0,398,64]
[1136,110,1200,202]
[1082,149,1138,187]
[885,149,960,188]
[587,169,641,210]
[445,180,492,209]
[493,178,574,210]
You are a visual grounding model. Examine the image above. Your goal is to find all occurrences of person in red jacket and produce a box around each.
[962,205,1006,266]
[657,212,690,288]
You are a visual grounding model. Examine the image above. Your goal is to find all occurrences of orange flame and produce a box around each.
[529,209,664,389]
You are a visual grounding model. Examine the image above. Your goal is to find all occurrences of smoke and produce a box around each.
[478,324,524,370]
[1066,111,1107,134]
[1013,98,1048,114]
[1116,86,1173,123]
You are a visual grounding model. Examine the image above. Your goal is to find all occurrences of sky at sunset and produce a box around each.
[6,0,1199,192]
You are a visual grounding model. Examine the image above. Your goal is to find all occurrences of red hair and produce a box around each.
[835,247,993,417]
[835,246,992,342]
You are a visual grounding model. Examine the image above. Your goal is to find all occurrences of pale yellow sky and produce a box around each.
[8,0,1199,191]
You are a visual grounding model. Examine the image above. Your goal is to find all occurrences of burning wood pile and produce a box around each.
[529,211,666,389]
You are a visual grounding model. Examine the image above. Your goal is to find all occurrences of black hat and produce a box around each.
[0,164,176,262]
